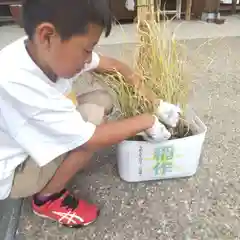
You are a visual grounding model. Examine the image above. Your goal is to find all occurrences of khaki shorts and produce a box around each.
[10,77,113,199]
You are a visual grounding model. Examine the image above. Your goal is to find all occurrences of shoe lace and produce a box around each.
[61,193,78,210]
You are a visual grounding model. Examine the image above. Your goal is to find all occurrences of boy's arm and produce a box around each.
[83,114,154,151]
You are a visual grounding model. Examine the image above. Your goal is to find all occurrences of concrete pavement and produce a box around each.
[2,15,240,48]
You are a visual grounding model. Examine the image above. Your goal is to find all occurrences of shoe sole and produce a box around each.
[33,210,100,228]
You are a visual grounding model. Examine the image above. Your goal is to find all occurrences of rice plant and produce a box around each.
[95,10,190,138]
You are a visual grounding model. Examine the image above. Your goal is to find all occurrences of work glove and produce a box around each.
[155,100,181,128]
[143,115,171,142]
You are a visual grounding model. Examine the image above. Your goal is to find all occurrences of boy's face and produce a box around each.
[33,23,102,79]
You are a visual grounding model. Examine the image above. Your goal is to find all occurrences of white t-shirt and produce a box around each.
[0,37,100,199]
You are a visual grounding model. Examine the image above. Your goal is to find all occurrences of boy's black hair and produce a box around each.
[22,0,112,40]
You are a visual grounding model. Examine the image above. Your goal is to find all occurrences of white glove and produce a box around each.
[125,0,135,11]
[156,100,181,128]
[144,116,171,142]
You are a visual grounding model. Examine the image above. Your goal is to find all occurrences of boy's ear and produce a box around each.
[35,23,58,48]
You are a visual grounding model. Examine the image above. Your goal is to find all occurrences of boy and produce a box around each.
[0,0,180,228]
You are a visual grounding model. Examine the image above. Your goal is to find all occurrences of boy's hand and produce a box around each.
[155,100,181,128]
[144,116,171,142]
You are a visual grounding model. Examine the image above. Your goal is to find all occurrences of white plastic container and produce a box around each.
[117,110,207,182]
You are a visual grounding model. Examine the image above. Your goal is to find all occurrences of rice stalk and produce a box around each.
[95,10,190,138]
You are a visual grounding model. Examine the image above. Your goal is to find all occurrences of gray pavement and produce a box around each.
[0,199,23,240]
[17,38,240,239]
[0,24,240,240]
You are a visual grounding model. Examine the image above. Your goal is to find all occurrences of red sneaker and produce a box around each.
[32,189,99,228]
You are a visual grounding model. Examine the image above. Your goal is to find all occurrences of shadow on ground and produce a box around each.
[17,37,240,240]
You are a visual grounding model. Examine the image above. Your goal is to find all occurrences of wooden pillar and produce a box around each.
[137,0,155,21]
[154,0,161,11]
[137,0,153,20]
[232,0,237,14]
[185,0,192,20]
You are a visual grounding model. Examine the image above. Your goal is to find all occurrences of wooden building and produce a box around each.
[0,0,239,25]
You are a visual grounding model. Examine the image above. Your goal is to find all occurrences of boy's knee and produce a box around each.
[77,104,105,125]
[96,90,114,114]
[77,90,114,115]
